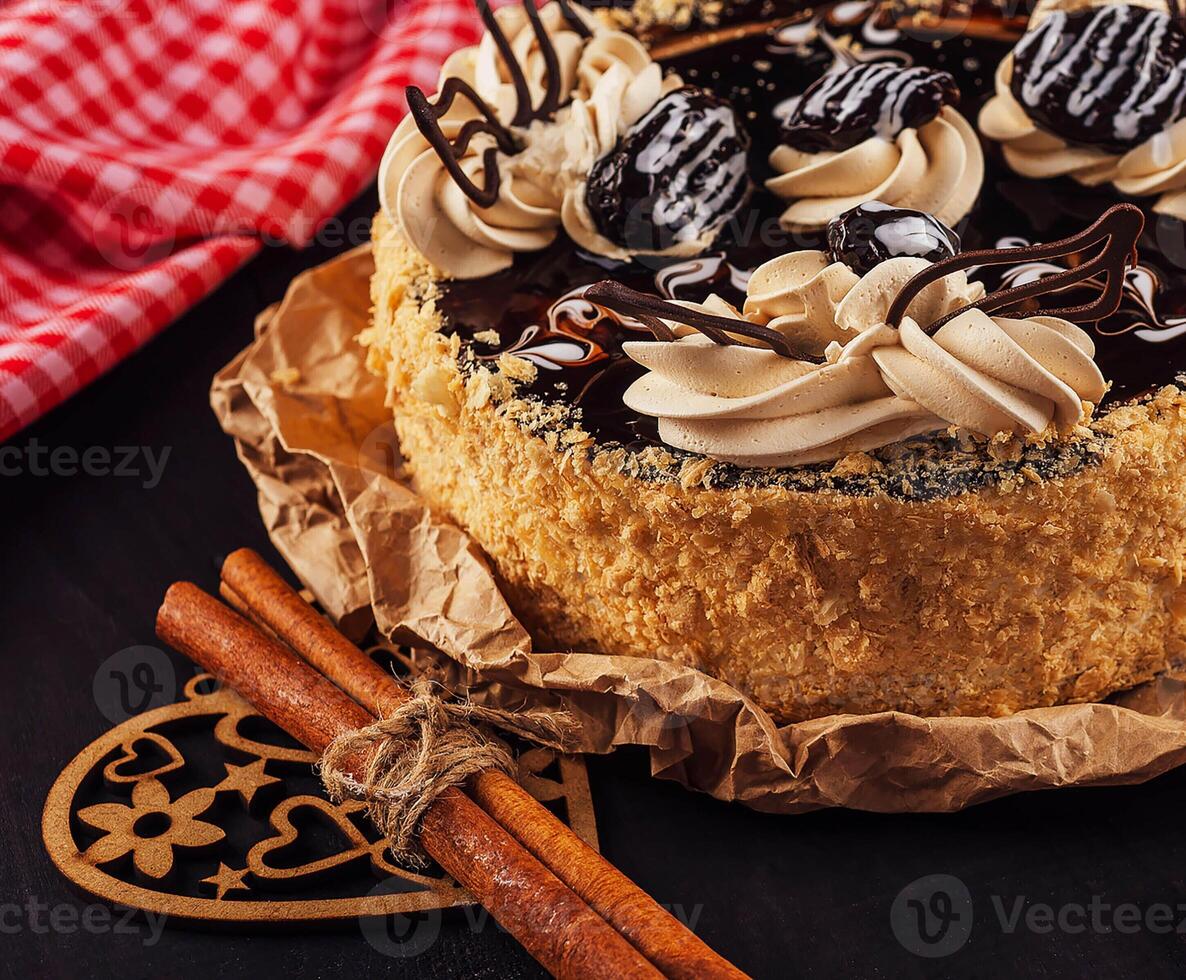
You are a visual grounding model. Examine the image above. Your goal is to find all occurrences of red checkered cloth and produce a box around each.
[0,0,480,440]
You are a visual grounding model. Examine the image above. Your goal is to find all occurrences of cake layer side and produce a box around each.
[366,214,1186,722]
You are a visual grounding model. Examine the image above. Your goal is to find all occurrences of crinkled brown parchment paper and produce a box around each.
[210,245,1186,814]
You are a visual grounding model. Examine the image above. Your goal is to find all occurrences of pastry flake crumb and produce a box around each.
[411,364,460,418]
[987,432,1025,462]
[498,352,538,384]
[597,0,724,32]
[678,456,715,489]
[829,452,882,477]
[465,370,494,410]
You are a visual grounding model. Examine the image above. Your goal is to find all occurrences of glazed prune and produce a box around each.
[825,201,960,275]
[585,88,751,253]
[780,63,959,153]
[1011,5,1186,153]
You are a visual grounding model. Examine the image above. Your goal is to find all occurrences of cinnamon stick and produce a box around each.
[157,582,661,980]
[220,548,748,980]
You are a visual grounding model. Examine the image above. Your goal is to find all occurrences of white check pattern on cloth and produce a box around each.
[0,0,481,439]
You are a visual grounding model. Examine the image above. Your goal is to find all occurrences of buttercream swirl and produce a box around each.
[767,105,985,231]
[621,254,1106,468]
[979,0,1186,221]
[377,2,681,279]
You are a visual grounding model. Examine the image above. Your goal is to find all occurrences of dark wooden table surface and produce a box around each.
[4,187,1186,979]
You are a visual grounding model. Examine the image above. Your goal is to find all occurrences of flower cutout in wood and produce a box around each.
[78,779,224,878]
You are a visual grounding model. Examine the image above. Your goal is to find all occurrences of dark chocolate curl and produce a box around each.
[556,0,593,37]
[885,204,1145,333]
[584,280,804,359]
[476,0,536,127]
[475,0,575,126]
[406,78,518,209]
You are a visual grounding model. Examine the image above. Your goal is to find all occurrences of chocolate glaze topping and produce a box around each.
[436,10,1186,477]
[1011,5,1186,154]
[779,62,959,152]
[585,88,751,251]
[826,201,961,275]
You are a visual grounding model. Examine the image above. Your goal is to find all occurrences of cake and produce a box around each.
[364,0,1186,722]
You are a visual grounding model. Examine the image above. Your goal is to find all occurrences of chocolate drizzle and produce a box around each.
[886,203,1145,331]
[406,78,518,208]
[583,280,801,357]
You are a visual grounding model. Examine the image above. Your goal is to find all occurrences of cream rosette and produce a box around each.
[622,256,1106,468]
[978,0,1186,221]
[870,311,1107,437]
[377,2,675,279]
[622,332,945,467]
[767,107,985,232]
[979,59,1186,221]
[510,61,678,210]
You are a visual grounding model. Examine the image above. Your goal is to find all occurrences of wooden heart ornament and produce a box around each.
[43,673,597,923]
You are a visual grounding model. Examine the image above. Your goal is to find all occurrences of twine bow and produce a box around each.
[318,679,580,866]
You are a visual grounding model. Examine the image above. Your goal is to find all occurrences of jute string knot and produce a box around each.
[318,679,579,866]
